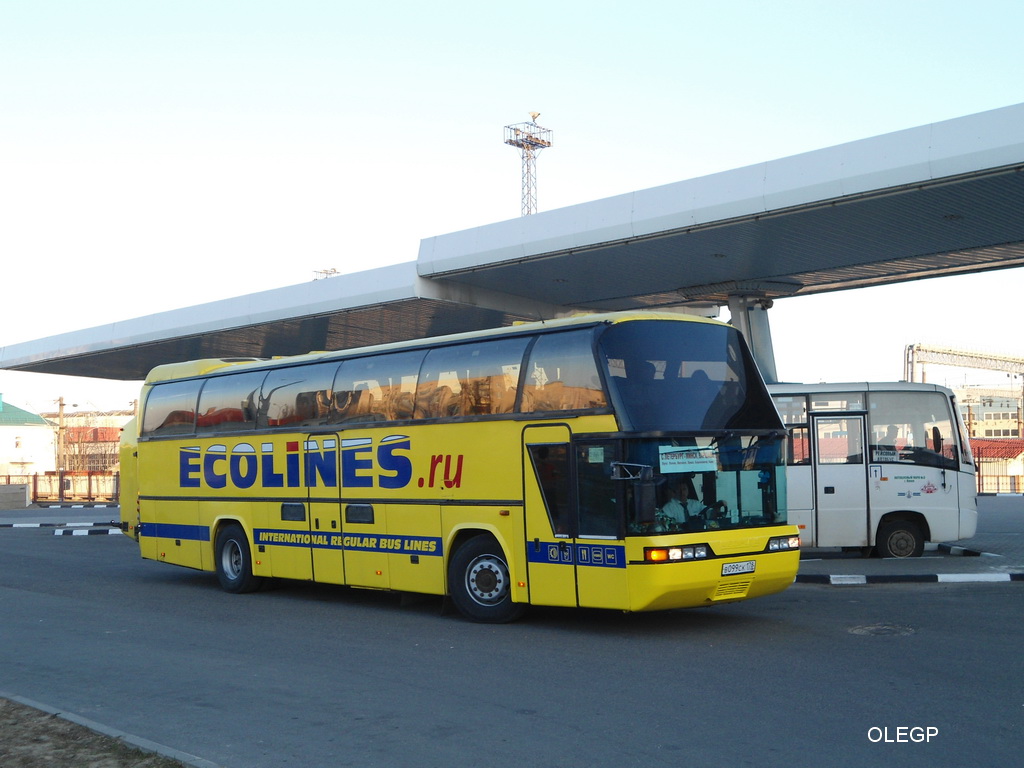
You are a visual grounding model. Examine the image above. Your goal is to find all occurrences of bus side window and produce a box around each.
[528,444,572,536]
[416,339,528,419]
[522,330,606,413]
[141,380,201,436]
[867,392,958,470]
[196,372,266,433]
[332,350,425,424]
[789,426,810,464]
[259,361,338,429]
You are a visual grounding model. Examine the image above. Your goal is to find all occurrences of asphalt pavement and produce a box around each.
[796,494,1024,584]
[1,495,1020,768]
[2,495,1022,585]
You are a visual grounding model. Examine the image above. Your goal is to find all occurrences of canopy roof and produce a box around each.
[4,102,1024,380]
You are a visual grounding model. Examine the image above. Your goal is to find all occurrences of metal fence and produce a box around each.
[975,469,1022,494]
[1,472,120,503]
[972,444,1023,494]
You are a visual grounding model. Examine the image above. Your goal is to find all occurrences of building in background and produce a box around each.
[955,387,1022,439]
[36,408,134,473]
[953,386,1024,493]
[1,396,133,502]
[0,394,56,476]
[2,397,136,475]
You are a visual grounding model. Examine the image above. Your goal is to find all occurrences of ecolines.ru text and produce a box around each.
[177,436,464,490]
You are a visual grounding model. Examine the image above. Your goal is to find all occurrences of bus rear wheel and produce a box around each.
[876,519,925,558]
[448,535,526,623]
[215,524,264,593]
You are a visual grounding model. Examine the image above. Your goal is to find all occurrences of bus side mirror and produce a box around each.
[932,426,943,455]
[635,480,657,524]
[611,462,658,524]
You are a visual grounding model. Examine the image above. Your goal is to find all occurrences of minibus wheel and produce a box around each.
[875,519,924,558]
[448,534,526,623]
[215,523,264,593]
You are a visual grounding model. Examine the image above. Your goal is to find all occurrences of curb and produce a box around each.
[0,522,118,530]
[796,572,1024,585]
[0,691,224,768]
[936,543,984,557]
[36,503,117,509]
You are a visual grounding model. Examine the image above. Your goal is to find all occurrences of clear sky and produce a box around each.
[1,0,1023,412]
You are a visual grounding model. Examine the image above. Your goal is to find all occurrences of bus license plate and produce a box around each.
[722,560,755,576]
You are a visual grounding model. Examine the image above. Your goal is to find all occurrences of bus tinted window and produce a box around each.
[600,320,780,431]
[332,350,426,423]
[576,440,621,537]
[415,338,528,419]
[260,361,339,429]
[528,443,572,537]
[868,391,957,469]
[142,380,200,436]
[521,329,606,413]
[196,372,266,432]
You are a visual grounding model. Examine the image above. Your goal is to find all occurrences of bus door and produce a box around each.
[264,435,330,583]
[812,414,869,547]
[573,439,630,610]
[337,435,389,590]
[307,433,345,585]
[523,425,577,607]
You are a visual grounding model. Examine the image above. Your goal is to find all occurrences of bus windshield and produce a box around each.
[577,435,788,536]
[598,320,780,432]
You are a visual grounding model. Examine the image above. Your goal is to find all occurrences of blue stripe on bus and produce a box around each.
[138,523,211,541]
[253,528,443,557]
[527,541,627,569]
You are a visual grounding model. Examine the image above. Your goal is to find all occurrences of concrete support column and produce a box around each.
[727,294,779,384]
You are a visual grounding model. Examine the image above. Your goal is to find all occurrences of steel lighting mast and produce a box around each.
[504,112,552,216]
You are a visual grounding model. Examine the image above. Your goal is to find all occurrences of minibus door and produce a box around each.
[812,415,870,547]
[523,425,577,607]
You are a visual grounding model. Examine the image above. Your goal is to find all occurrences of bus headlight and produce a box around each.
[767,535,801,552]
[645,544,709,562]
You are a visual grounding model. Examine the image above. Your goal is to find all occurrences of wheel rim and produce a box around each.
[221,538,243,579]
[464,553,510,606]
[886,529,915,557]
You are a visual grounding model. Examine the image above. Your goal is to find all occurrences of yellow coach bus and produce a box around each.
[119,311,800,622]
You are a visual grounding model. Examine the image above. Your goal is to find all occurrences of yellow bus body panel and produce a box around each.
[386,504,443,594]
[129,415,800,611]
[622,528,801,612]
[122,311,802,616]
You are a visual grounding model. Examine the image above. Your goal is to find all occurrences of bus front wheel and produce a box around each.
[448,535,526,623]
[215,524,264,593]
[876,519,925,558]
